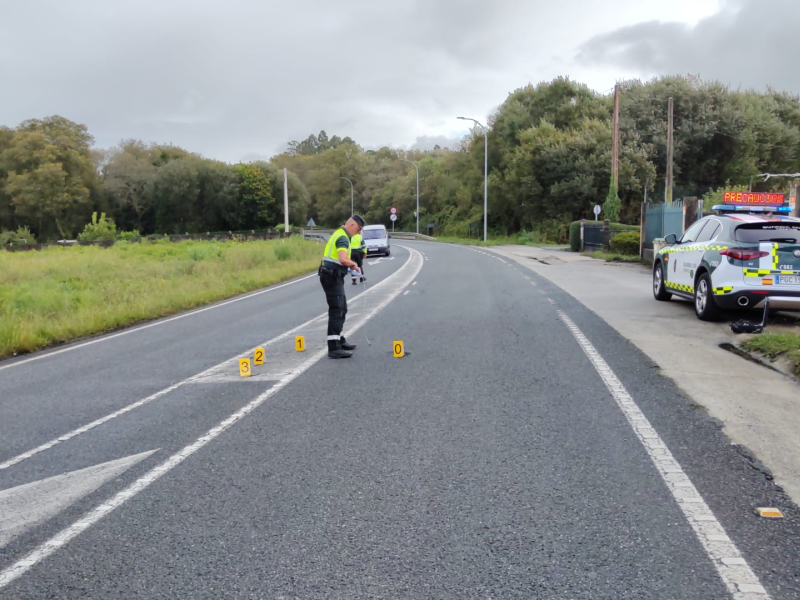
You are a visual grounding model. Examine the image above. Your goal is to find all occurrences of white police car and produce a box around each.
[653,204,800,321]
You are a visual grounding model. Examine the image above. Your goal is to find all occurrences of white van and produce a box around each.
[363,224,390,256]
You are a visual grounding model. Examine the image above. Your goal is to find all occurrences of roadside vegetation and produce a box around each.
[741,333,800,377]
[434,230,564,247]
[0,237,321,359]
[3,75,799,246]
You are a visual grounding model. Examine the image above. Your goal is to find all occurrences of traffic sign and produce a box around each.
[593,204,601,221]
[390,207,397,215]
[390,214,397,222]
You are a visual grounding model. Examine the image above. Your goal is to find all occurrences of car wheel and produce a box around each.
[694,273,721,321]
[386,248,390,256]
[653,262,672,301]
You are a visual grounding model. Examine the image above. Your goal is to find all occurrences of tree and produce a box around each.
[231,163,274,229]
[102,140,158,231]
[1,116,96,240]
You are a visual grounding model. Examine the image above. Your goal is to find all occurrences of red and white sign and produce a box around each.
[389,207,397,215]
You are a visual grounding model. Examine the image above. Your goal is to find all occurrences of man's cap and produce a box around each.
[352,214,365,228]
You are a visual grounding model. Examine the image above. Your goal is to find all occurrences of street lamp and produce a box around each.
[339,176,354,216]
[401,158,419,234]
[458,116,488,242]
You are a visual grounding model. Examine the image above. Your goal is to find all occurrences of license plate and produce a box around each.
[777,275,800,285]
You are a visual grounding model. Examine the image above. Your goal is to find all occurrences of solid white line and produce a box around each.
[0,255,408,471]
[556,310,769,598]
[0,248,424,590]
[0,273,317,373]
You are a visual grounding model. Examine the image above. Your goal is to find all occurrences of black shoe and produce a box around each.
[340,337,357,351]
[351,279,357,285]
[328,348,353,359]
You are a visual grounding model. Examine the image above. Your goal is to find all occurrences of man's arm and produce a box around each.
[337,248,360,271]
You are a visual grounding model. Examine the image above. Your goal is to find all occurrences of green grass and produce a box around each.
[581,251,641,263]
[0,237,322,359]
[741,332,800,377]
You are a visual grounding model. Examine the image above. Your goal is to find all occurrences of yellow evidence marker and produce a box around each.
[295,336,305,352]
[393,341,404,358]
[239,358,252,377]
[254,347,265,365]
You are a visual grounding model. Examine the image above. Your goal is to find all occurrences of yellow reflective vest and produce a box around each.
[351,233,367,255]
[322,228,350,269]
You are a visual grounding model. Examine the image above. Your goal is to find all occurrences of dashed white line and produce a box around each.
[0,273,318,372]
[557,310,769,599]
[547,298,555,305]
[403,290,409,295]
[0,249,425,590]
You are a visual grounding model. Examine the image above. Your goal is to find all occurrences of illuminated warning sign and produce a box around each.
[723,191,786,206]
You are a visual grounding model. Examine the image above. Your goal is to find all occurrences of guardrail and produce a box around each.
[302,229,437,242]
[388,232,437,241]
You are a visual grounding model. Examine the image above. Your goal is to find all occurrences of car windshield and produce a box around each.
[734,223,800,243]
[363,229,386,240]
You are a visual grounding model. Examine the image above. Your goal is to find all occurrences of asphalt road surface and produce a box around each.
[1,241,798,599]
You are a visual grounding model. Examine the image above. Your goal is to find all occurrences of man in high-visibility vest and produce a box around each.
[318,215,364,359]
[349,229,367,285]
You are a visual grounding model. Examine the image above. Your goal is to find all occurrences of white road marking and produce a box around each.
[413,281,417,285]
[557,311,769,598]
[0,251,415,470]
[547,298,555,305]
[0,248,424,590]
[530,282,537,287]
[0,274,317,373]
[0,450,157,548]
[403,291,409,296]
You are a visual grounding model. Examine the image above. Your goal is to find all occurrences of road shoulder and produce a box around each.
[487,244,800,504]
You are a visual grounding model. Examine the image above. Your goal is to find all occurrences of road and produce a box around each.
[1,241,798,598]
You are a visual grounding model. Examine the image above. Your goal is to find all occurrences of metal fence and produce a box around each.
[642,199,703,250]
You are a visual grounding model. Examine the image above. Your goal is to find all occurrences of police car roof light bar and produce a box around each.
[711,204,791,214]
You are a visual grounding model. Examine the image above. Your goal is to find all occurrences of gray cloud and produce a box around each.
[578,0,800,95]
[1,0,792,163]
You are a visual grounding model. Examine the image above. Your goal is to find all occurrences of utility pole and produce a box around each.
[665,97,674,204]
[339,177,354,216]
[612,84,620,190]
[457,117,488,242]
[283,168,289,232]
[401,159,420,234]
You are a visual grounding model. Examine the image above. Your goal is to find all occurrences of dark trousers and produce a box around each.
[319,268,347,338]
[351,251,364,280]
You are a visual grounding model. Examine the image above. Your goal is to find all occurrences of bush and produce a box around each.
[78,212,117,242]
[569,221,582,252]
[275,224,293,233]
[117,230,141,241]
[610,230,641,255]
[0,226,37,247]
[275,243,292,261]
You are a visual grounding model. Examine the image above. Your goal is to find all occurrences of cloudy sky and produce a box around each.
[0,0,797,162]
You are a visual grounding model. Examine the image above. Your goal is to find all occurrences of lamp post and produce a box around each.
[401,158,419,234]
[458,116,488,242]
[339,177,354,216]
